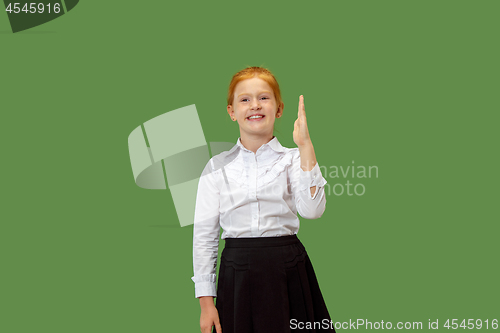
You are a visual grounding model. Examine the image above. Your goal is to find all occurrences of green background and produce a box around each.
[1,0,498,332]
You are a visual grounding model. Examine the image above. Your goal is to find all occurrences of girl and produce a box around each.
[192,67,334,333]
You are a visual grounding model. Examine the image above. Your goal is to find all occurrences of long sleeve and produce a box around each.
[191,159,221,298]
[290,149,327,219]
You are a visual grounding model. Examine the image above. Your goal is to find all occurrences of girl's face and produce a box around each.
[227,77,283,137]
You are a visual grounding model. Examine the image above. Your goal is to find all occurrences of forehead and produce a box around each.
[234,77,273,95]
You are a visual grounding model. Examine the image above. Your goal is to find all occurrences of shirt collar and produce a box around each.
[236,136,286,153]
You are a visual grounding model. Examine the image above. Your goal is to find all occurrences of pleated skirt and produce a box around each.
[213,234,335,333]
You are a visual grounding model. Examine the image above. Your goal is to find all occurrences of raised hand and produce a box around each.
[293,95,312,148]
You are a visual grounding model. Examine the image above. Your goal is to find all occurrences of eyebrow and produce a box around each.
[237,91,272,98]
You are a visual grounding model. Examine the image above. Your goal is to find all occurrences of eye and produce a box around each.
[261,97,268,100]
[241,98,249,102]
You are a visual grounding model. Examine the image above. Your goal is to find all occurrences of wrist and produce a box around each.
[298,141,317,172]
[199,296,215,309]
[297,140,313,151]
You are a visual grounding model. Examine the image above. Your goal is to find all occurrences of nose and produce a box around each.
[250,99,261,110]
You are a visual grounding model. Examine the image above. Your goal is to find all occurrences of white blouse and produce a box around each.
[191,136,328,298]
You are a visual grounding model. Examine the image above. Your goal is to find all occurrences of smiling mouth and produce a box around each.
[247,115,265,120]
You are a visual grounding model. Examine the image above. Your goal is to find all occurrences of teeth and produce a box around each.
[248,115,263,119]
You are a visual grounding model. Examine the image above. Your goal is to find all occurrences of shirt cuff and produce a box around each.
[191,274,217,298]
[299,162,327,191]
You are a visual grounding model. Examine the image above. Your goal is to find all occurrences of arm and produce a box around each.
[291,148,327,219]
[292,95,327,218]
[192,161,220,297]
[298,141,319,197]
[192,160,222,333]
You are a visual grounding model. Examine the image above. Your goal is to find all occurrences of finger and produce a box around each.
[215,322,222,333]
[300,95,307,120]
[204,322,214,333]
[297,95,302,119]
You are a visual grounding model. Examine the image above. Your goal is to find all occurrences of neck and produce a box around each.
[239,132,274,153]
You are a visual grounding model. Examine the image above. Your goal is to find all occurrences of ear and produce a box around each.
[227,105,235,120]
[276,102,284,118]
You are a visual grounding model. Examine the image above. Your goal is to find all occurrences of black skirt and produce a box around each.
[213,234,335,333]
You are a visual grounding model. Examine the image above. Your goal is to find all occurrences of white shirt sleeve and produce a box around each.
[290,150,328,219]
[191,159,221,298]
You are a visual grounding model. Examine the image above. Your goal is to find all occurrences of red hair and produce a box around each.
[227,67,283,112]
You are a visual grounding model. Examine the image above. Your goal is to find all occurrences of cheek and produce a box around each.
[267,101,278,110]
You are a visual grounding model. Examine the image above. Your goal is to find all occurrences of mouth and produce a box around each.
[246,114,265,121]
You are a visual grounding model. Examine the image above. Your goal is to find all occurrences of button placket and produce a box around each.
[250,154,259,236]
